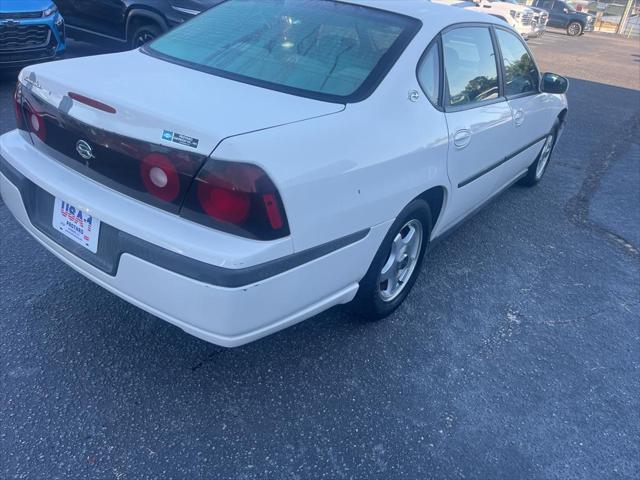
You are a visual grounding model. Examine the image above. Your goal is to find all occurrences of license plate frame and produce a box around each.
[51,198,101,253]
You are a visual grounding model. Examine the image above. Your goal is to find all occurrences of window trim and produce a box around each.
[489,26,506,99]
[415,36,444,111]
[438,22,507,113]
[419,22,545,112]
[492,25,543,101]
[140,0,423,105]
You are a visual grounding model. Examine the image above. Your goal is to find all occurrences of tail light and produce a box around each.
[68,92,117,114]
[13,83,27,131]
[181,160,289,240]
[27,109,47,142]
[14,82,46,143]
[140,153,180,202]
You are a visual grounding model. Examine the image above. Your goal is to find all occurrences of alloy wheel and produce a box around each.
[535,133,555,180]
[568,23,581,35]
[134,31,156,47]
[378,219,423,302]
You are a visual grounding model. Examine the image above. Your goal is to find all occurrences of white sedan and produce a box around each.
[0,0,568,347]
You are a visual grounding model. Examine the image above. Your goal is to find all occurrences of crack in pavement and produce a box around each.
[191,347,227,372]
[565,112,640,259]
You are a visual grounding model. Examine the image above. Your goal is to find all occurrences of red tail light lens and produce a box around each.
[26,107,47,142]
[181,160,289,240]
[140,153,180,202]
[13,83,26,131]
[198,178,251,224]
[15,82,47,142]
[262,193,284,230]
[68,92,117,114]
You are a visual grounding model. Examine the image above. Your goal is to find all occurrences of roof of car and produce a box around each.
[340,0,505,30]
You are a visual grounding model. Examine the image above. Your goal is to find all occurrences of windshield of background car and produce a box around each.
[145,0,421,103]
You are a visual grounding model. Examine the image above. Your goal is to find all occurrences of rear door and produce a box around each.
[440,25,515,224]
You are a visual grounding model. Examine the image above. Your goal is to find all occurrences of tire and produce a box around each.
[520,120,560,187]
[567,21,583,36]
[351,199,432,320]
[130,23,161,49]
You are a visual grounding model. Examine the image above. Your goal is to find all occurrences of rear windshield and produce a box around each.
[145,0,421,103]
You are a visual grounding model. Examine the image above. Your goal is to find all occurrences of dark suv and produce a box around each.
[56,0,222,48]
[532,0,594,36]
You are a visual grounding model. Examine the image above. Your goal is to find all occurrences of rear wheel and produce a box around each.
[520,121,559,186]
[567,21,583,36]
[130,23,161,49]
[351,199,431,320]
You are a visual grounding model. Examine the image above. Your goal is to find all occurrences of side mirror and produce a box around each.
[563,7,569,13]
[540,72,569,94]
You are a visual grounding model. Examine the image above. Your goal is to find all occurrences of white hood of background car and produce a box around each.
[19,49,345,156]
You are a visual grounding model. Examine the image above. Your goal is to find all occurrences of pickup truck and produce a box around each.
[531,0,594,35]
[433,0,535,39]
[504,0,549,36]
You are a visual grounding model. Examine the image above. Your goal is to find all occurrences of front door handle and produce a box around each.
[453,129,471,149]
[513,109,525,126]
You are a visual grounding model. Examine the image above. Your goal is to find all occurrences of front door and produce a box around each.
[494,27,552,179]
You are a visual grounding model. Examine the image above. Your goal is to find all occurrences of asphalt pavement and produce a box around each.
[1,33,639,479]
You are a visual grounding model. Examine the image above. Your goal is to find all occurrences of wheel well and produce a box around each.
[126,9,167,40]
[417,186,446,230]
[558,108,568,127]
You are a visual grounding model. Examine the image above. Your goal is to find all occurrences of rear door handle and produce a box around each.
[453,129,471,149]
[514,109,525,126]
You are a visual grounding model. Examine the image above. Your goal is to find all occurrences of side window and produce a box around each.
[417,41,440,105]
[553,1,565,11]
[495,29,539,96]
[442,27,499,107]
[541,1,554,10]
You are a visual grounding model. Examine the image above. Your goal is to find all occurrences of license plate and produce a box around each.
[52,198,101,253]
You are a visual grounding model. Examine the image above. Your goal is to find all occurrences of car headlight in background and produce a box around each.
[43,4,58,17]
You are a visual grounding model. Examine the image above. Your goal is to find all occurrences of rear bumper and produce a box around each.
[0,130,386,347]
